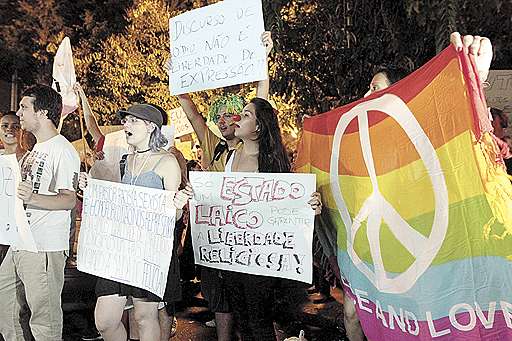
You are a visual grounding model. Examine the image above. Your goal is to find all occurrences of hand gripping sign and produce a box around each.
[330,94,449,294]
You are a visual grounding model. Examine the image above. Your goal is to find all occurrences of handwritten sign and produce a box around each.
[168,0,267,95]
[169,107,194,137]
[0,155,36,251]
[189,171,316,283]
[77,179,176,298]
[486,70,512,111]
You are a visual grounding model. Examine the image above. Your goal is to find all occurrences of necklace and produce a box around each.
[136,148,151,153]
[130,152,152,185]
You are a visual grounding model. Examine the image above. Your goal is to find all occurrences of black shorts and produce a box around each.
[200,267,231,313]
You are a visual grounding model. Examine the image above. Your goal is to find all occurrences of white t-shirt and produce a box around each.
[19,134,80,252]
[89,130,129,182]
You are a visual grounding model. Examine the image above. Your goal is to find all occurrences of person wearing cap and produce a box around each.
[79,103,193,341]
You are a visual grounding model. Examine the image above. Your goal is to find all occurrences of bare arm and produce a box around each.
[176,94,209,146]
[158,154,184,220]
[256,31,274,100]
[74,83,104,144]
[18,184,76,210]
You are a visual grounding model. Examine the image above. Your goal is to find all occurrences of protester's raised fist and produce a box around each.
[450,32,492,82]
[261,31,273,57]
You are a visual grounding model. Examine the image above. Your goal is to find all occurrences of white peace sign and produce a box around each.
[330,94,449,294]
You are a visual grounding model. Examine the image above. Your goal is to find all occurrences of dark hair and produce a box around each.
[374,65,409,85]
[251,98,290,173]
[490,107,508,128]
[1,111,19,121]
[22,84,62,128]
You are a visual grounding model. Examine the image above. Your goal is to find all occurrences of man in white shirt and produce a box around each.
[0,84,80,341]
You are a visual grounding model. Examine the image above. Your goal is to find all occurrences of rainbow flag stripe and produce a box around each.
[295,46,512,340]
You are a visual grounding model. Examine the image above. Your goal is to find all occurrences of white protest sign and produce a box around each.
[89,130,129,182]
[162,125,176,150]
[52,37,78,116]
[486,70,512,111]
[168,0,267,95]
[169,107,194,138]
[190,171,316,283]
[77,179,176,298]
[0,154,37,252]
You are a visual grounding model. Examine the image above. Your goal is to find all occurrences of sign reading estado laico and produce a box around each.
[77,179,176,298]
[168,0,267,95]
[189,171,316,284]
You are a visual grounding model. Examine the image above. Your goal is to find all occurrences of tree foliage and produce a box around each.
[0,0,511,146]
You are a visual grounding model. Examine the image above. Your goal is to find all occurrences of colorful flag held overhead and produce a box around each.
[295,46,512,340]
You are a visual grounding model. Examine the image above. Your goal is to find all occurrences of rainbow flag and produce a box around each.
[295,46,512,340]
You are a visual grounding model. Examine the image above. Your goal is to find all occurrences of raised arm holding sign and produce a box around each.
[173,31,273,174]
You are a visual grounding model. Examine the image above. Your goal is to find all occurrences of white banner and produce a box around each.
[169,107,194,138]
[52,37,78,115]
[77,179,176,298]
[190,171,316,283]
[0,155,37,252]
[168,0,267,95]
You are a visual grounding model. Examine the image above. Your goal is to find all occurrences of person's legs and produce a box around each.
[201,267,233,341]
[158,303,176,341]
[132,298,159,341]
[0,249,24,340]
[17,283,35,341]
[243,276,276,341]
[215,312,233,341]
[343,294,365,341]
[95,295,128,341]
[229,273,276,341]
[15,250,66,341]
[128,307,139,340]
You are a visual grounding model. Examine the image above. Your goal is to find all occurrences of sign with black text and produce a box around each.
[169,107,194,137]
[190,171,316,283]
[168,0,267,95]
[77,179,176,298]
